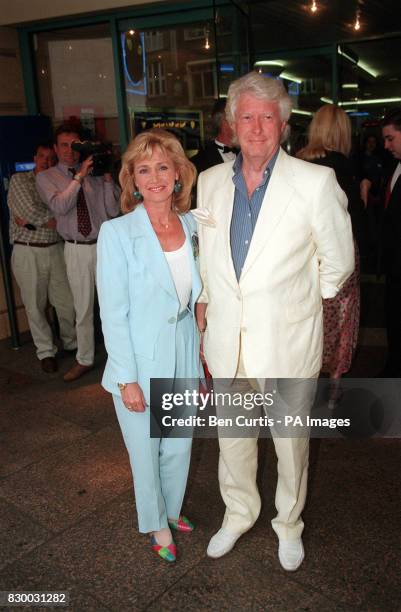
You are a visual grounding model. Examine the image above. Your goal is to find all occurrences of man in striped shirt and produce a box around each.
[8,142,76,373]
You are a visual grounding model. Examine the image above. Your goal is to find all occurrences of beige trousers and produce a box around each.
[64,242,97,366]
[216,353,317,541]
[12,243,76,360]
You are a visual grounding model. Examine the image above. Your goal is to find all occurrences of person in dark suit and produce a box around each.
[381,109,401,376]
[190,98,237,175]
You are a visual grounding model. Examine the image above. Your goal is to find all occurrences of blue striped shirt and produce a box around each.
[230,148,279,280]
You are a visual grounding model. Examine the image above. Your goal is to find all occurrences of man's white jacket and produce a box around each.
[196,148,355,379]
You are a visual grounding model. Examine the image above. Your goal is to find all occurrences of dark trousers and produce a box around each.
[385,273,401,375]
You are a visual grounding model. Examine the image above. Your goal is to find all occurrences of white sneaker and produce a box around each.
[278,538,305,571]
[207,528,241,559]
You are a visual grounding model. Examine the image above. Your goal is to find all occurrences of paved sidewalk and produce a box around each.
[0,325,400,611]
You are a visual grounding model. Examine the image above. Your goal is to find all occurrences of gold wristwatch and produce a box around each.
[118,383,128,391]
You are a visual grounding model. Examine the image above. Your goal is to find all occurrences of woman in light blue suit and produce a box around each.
[97,129,202,562]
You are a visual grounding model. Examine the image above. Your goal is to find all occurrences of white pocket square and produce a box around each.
[192,208,216,228]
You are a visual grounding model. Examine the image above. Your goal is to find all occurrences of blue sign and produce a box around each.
[14,162,35,172]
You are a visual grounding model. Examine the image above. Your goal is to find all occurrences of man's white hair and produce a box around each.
[226,71,292,124]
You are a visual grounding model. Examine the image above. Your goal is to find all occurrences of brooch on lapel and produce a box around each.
[191,233,199,260]
[191,208,216,228]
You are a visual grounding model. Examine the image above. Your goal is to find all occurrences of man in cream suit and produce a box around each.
[195,72,354,570]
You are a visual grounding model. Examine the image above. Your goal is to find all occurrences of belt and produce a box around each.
[66,239,97,245]
[14,241,59,248]
[177,308,190,322]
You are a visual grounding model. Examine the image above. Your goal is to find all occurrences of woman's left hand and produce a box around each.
[121,382,146,412]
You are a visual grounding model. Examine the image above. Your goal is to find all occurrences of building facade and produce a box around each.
[0,0,400,339]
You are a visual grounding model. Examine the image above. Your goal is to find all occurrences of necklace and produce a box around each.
[146,204,174,231]
[157,212,173,230]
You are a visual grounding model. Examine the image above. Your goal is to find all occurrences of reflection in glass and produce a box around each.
[34,24,119,150]
[121,23,219,153]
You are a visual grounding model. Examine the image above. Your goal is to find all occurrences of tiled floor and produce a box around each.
[0,277,400,611]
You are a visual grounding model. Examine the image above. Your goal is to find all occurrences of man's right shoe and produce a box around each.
[207,528,242,558]
[41,357,58,373]
[278,538,304,571]
[63,361,93,382]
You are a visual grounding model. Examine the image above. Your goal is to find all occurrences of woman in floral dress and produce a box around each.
[297,105,362,397]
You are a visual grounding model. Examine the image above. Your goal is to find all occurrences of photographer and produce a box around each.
[36,123,120,382]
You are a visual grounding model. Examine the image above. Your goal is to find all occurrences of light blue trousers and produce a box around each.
[113,311,195,533]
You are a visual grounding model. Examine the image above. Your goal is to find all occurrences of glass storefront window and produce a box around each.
[121,22,218,153]
[34,24,120,150]
[120,3,249,154]
[28,5,249,155]
[214,3,250,97]
[335,37,401,178]
[338,37,401,125]
[253,51,334,154]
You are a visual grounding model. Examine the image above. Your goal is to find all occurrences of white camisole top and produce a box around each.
[164,240,192,313]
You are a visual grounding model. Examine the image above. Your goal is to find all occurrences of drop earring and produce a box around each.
[132,188,143,202]
[174,180,182,193]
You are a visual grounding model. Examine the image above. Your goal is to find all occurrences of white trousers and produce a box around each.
[64,242,97,366]
[216,353,317,541]
[11,243,76,360]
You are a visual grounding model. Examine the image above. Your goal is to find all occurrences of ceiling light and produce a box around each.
[342,83,358,89]
[280,72,302,84]
[310,0,318,13]
[254,61,285,68]
[337,46,357,63]
[341,97,401,106]
[292,109,313,116]
[357,60,379,78]
[321,97,401,107]
[337,46,379,78]
[204,28,210,50]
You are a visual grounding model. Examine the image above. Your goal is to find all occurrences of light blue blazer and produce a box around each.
[97,205,202,401]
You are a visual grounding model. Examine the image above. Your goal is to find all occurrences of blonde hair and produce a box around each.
[297,104,351,161]
[119,129,196,214]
